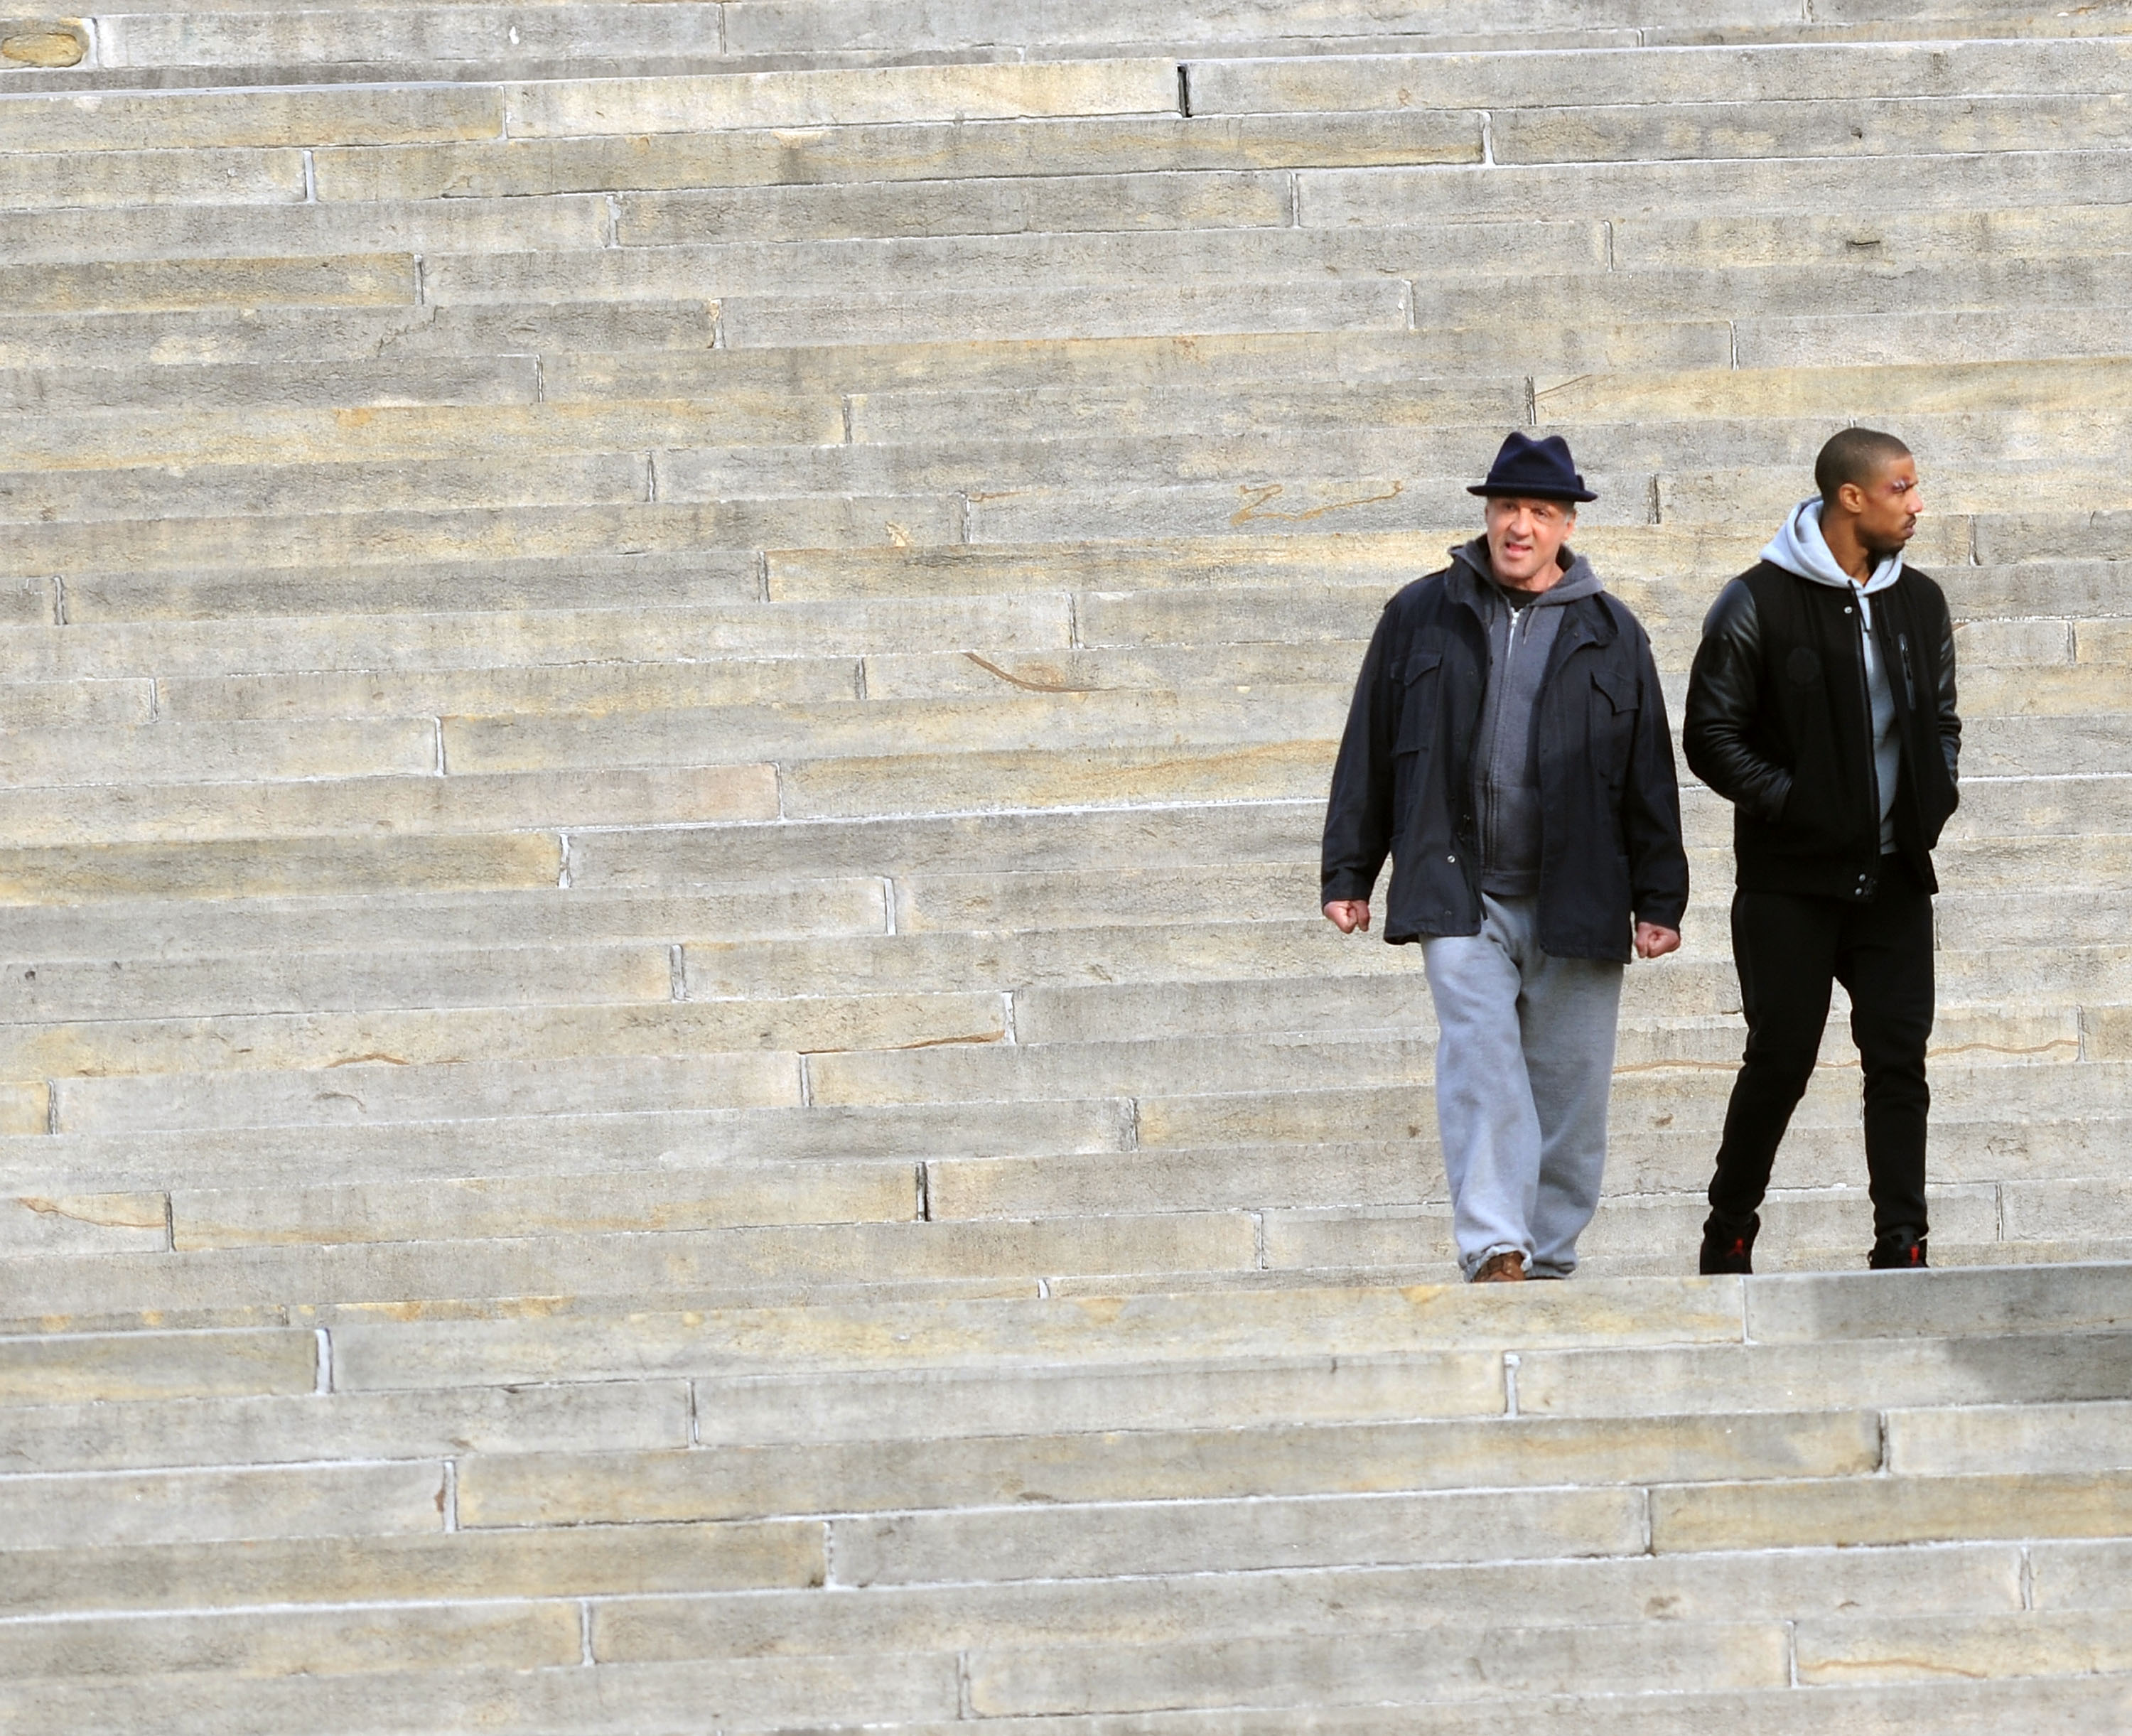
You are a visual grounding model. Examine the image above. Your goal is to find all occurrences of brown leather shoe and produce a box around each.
[1473,1250,1527,1283]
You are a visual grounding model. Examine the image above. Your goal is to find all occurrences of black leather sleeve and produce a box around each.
[1937,592,1961,796]
[1620,619,1690,933]
[1320,600,1400,905]
[1683,578,1792,822]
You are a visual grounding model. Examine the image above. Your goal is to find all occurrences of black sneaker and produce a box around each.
[1698,1210,1760,1276]
[1869,1227,1929,1270]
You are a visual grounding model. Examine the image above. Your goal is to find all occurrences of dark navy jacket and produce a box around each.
[1320,551,1689,961]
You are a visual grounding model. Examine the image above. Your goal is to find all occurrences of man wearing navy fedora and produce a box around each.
[1321,433,1689,1282]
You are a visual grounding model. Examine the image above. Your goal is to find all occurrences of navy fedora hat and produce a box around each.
[1467,431,1598,504]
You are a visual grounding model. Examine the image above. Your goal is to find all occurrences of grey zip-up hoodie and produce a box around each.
[1453,537,1607,897]
[1762,499,1903,853]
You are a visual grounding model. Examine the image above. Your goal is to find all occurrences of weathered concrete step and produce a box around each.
[48,1050,807,1136]
[6,1662,2126,1736]
[0,1595,583,1684]
[1144,1060,2132,1157]
[438,686,1346,775]
[1190,39,2132,116]
[3,398,846,473]
[0,834,568,906]
[0,1457,453,1551]
[0,301,720,371]
[51,550,765,623]
[0,1518,819,1622]
[578,1546,2033,1681]
[311,1276,1751,1391]
[0,1097,1138,1197]
[0,881,888,959]
[0,1211,1263,1320]
[157,1160,927,1253]
[308,108,1482,207]
[0,1649,956,1736]
[90,5,728,73]
[0,991,1006,1091]
[0,717,440,788]
[0,1325,315,1406]
[1261,1186,2010,1276]
[0,495,969,579]
[453,1406,1878,1530]
[0,59,1178,156]
[1,1378,691,1474]
[0,597,1064,679]
[1298,144,2132,227]
[0,763,770,846]
[0,251,416,316]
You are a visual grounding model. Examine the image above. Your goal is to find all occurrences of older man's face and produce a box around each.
[1485,495,1576,590]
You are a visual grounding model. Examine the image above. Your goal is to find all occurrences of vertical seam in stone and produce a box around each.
[1647,473,1662,526]
[301,148,317,203]
[1524,377,1536,428]
[1125,1097,1141,1150]
[1067,592,1081,649]
[959,492,972,544]
[605,193,620,248]
[711,299,726,348]
[1603,218,1615,271]
[773,762,787,819]
[855,657,870,701]
[669,943,687,1002]
[414,254,426,306]
[314,1327,333,1394]
[50,574,67,626]
[881,874,895,932]
[1251,1209,1267,1270]
[687,1381,700,1447]
[1993,1182,2006,1244]
[645,450,658,503]
[841,394,854,444]
[716,1,728,54]
[1288,170,1301,227]
[1002,988,1018,1044]
[556,833,573,889]
[161,1193,174,1252]
[958,1651,975,1718]
[43,1081,57,1136]
[917,1161,932,1222]
[442,1460,459,1531]
[822,1519,838,1586]
[2020,1546,2035,1610]
[1728,320,1740,368]
[535,353,546,404]
[579,1600,596,1664]
[1784,1619,1798,1687]
[797,1052,814,1107]
[149,679,161,722]
[1502,1352,1521,1417]
[1480,111,1495,166]
[1176,63,1191,119]
[755,549,770,602]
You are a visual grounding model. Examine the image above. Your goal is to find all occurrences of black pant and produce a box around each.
[1707,863,1934,1238]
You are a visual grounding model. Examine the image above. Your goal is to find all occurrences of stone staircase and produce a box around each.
[4,3,2132,1728]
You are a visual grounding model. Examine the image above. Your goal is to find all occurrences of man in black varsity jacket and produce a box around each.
[1684,428,1960,1274]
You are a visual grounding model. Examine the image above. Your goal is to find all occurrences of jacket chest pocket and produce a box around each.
[1396,647,1444,755]
[1590,667,1637,779]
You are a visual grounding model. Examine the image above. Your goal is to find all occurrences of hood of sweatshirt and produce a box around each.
[1762,497,1903,597]
[1452,538,1606,608]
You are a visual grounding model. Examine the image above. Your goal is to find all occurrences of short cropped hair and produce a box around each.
[1816,427,1911,508]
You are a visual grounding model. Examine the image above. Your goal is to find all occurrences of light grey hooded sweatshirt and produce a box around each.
[1454,538,1608,897]
[1763,497,1903,853]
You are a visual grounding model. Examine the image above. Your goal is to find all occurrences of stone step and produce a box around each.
[0,880,888,957]
[0,1211,1266,1320]
[0,59,1179,156]
[451,1406,1880,1529]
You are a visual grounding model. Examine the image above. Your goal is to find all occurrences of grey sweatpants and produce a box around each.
[1421,894,1625,1278]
